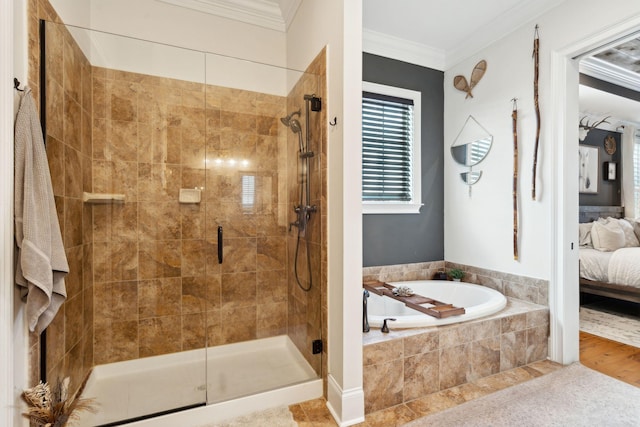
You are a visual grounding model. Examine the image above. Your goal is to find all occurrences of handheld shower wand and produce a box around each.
[281,96,321,292]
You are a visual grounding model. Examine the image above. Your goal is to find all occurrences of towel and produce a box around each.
[14,88,68,333]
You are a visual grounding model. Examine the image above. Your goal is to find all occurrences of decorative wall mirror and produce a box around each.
[451,115,493,189]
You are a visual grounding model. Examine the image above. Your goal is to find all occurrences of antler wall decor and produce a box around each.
[453,60,487,98]
[579,116,610,141]
[531,25,541,201]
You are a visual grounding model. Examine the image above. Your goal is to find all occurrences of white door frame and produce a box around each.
[549,15,640,364]
[1,0,16,425]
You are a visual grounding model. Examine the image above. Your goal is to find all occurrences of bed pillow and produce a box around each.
[578,222,593,248]
[626,218,640,242]
[591,220,625,252]
[617,218,640,247]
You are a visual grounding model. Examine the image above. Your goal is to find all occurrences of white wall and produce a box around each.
[444,0,640,280]
[49,0,290,95]
[444,0,640,365]
[4,1,29,426]
[286,1,364,425]
[87,0,286,68]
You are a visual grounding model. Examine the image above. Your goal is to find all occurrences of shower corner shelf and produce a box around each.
[83,192,125,204]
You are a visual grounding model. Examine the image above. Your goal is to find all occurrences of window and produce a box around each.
[362,82,422,214]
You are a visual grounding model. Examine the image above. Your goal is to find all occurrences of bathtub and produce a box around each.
[366,280,507,328]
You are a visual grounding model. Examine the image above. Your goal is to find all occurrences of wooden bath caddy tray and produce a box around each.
[363,281,465,319]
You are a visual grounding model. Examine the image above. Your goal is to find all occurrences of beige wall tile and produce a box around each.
[64,145,82,198]
[139,316,182,357]
[94,320,138,364]
[404,331,439,356]
[46,135,64,196]
[94,282,138,321]
[256,302,287,338]
[363,361,403,413]
[221,238,257,273]
[64,245,83,298]
[138,278,182,319]
[64,293,84,353]
[138,240,182,279]
[221,305,256,344]
[500,330,527,371]
[221,272,256,309]
[63,96,82,151]
[182,312,206,350]
[468,337,501,381]
[439,343,471,389]
[403,351,439,401]
[363,340,403,366]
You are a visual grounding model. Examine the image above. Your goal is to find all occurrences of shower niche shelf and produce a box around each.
[82,192,125,204]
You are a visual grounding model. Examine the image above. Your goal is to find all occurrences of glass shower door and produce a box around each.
[41,21,210,425]
[203,52,325,404]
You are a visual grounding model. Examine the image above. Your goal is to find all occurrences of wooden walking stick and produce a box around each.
[532,25,541,201]
[512,98,519,261]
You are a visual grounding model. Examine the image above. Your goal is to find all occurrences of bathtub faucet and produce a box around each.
[363,289,370,333]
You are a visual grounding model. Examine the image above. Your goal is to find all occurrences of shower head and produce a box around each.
[281,110,302,133]
[288,118,302,134]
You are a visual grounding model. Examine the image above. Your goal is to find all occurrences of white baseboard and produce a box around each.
[326,374,364,427]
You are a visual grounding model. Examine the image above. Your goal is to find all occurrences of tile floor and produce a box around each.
[290,359,562,426]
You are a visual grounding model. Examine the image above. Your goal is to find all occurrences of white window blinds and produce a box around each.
[362,92,414,202]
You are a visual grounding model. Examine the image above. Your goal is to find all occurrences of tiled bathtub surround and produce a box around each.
[363,261,445,284]
[362,298,549,414]
[363,261,549,307]
[446,262,549,307]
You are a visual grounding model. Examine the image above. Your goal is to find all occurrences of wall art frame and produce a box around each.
[578,145,599,194]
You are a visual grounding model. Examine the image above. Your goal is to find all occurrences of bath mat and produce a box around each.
[403,363,640,427]
[200,405,297,427]
[580,305,640,348]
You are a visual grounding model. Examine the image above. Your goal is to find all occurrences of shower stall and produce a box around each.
[38,20,326,426]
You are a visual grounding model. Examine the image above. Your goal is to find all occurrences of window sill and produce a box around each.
[362,202,423,215]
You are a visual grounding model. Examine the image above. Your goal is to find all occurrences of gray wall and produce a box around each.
[362,53,444,267]
[578,74,630,207]
[579,128,621,207]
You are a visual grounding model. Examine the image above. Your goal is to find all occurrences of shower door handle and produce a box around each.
[217,226,223,264]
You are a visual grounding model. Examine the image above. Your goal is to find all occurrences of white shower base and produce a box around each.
[77,335,322,426]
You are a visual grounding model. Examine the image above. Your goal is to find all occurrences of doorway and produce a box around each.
[549,16,640,365]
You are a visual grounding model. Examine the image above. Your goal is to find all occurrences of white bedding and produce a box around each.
[608,247,640,289]
[580,247,640,289]
[579,248,612,283]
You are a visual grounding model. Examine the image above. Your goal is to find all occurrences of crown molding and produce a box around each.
[157,0,300,32]
[445,0,564,68]
[580,57,640,93]
[278,0,301,30]
[363,29,445,71]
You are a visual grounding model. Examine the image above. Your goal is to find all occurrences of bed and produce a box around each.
[579,206,640,304]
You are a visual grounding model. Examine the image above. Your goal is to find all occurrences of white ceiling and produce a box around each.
[579,85,640,127]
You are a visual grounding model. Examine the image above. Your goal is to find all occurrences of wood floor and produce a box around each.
[579,331,640,387]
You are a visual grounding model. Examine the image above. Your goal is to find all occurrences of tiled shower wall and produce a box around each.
[286,49,327,377]
[91,68,294,364]
[29,1,328,393]
[27,3,94,393]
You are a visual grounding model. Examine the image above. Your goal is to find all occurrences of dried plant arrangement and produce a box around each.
[512,98,520,261]
[22,375,96,427]
[453,60,487,98]
[532,24,541,200]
